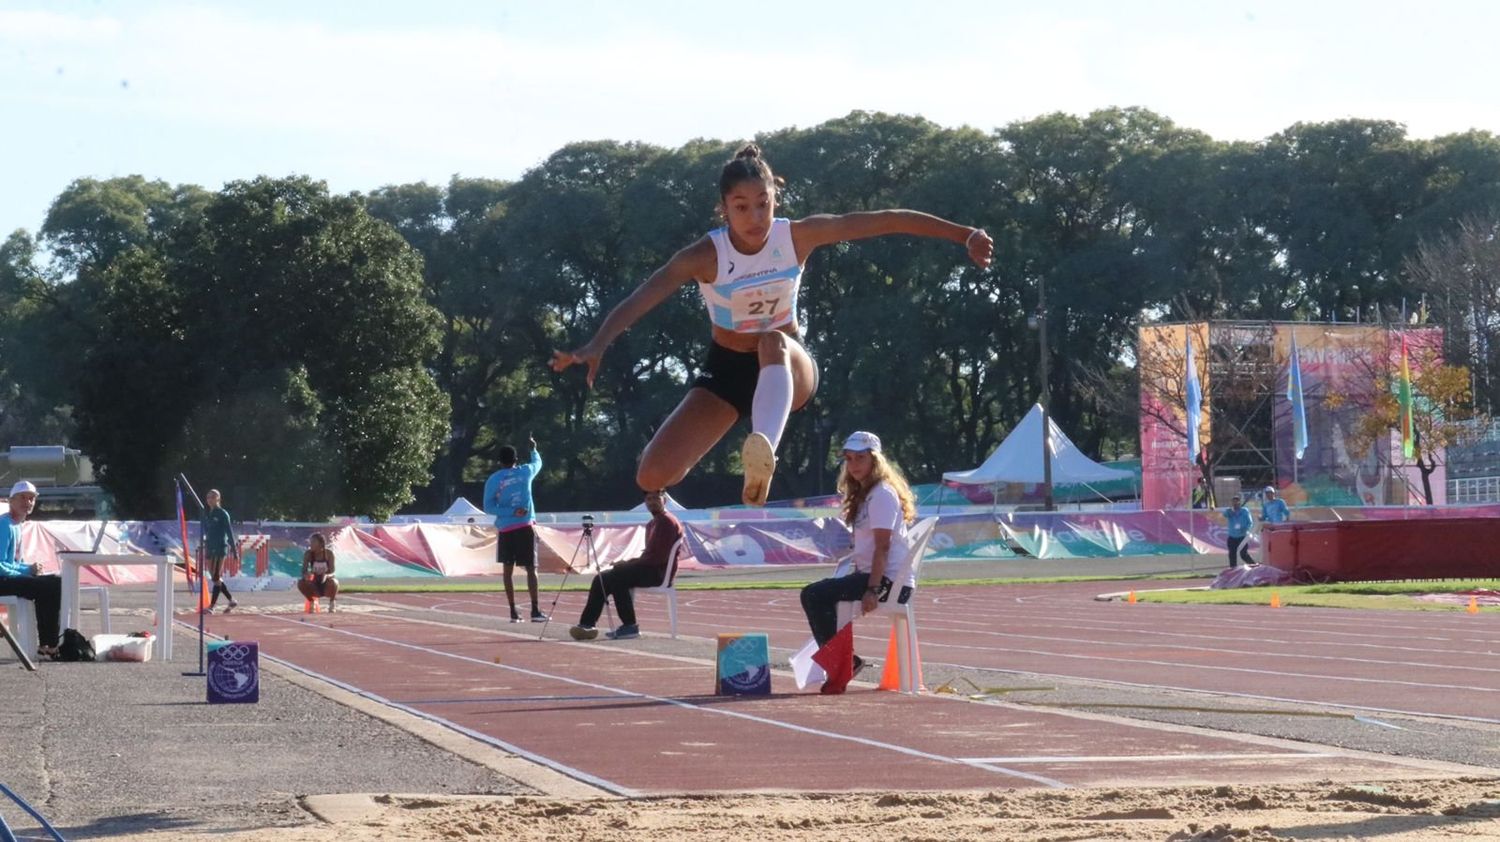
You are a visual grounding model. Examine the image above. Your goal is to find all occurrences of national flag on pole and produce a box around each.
[177,483,208,612]
[1398,332,1415,459]
[1288,332,1308,461]
[1185,334,1203,465]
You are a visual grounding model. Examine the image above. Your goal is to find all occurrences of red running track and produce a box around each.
[370,581,1500,724]
[184,583,1485,796]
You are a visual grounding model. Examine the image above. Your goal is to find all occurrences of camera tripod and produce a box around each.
[538,514,614,639]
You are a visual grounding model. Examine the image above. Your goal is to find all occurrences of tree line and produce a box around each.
[2,108,1499,519]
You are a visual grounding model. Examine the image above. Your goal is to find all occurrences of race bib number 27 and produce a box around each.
[729,279,791,329]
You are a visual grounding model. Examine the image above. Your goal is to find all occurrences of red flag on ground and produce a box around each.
[811,623,855,695]
[177,484,208,612]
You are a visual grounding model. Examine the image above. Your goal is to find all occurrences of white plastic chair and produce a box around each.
[834,516,939,694]
[0,595,38,659]
[79,585,110,634]
[633,537,684,639]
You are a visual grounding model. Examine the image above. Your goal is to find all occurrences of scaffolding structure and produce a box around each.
[1138,321,1442,509]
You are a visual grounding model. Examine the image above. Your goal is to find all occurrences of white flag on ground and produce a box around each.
[789,636,826,689]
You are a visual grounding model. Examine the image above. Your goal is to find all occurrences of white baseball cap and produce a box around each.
[1264,486,1276,495]
[841,431,882,453]
[9,481,37,497]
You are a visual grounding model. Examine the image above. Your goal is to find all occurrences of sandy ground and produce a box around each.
[102,778,1500,841]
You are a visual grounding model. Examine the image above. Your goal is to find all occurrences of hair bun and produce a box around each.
[735,142,762,160]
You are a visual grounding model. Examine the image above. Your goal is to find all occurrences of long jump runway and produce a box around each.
[188,582,1491,795]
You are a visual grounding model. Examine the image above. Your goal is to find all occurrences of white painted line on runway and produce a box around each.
[262,612,1070,789]
[959,752,1335,764]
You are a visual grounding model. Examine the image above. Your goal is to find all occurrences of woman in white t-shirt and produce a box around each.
[799,431,917,676]
[551,144,992,507]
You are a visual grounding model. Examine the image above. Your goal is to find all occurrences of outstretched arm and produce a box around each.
[792,210,993,269]
[550,238,714,387]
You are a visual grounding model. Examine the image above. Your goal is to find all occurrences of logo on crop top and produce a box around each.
[727,260,735,276]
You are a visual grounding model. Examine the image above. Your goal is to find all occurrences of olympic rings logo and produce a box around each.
[218,643,252,662]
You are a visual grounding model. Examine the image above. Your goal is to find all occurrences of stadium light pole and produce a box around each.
[1030,276,1056,511]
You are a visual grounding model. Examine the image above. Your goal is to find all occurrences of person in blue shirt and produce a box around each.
[1260,486,1290,525]
[0,481,61,658]
[484,435,545,622]
[1223,494,1254,568]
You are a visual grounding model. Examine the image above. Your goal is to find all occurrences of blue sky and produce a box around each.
[4,1,1498,239]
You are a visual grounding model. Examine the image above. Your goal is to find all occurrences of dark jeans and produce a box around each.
[800,571,871,647]
[0,574,62,648]
[1226,536,1253,567]
[578,558,667,628]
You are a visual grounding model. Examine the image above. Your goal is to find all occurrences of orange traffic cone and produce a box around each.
[1270,592,1282,609]
[1127,590,1137,605]
[1468,596,1480,614]
[877,623,926,693]
[304,598,319,614]
[878,627,901,690]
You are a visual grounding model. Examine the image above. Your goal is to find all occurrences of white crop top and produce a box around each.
[699,218,803,333]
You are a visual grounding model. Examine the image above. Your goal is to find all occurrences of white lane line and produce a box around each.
[221,618,640,798]
[1354,716,1409,731]
[941,661,1500,727]
[959,752,1335,764]
[262,612,1069,789]
[918,638,1500,694]
[360,594,1500,724]
[664,600,1500,664]
[367,595,1500,697]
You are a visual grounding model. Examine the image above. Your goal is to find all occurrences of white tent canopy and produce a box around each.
[943,403,1133,486]
[630,492,689,512]
[443,497,486,517]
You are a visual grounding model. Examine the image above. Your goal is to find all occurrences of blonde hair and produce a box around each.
[839,450,917,528]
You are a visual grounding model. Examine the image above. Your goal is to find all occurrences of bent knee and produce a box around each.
[636,463,681,493]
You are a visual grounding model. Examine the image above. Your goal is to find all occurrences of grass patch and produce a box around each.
[1136,579,1499,611]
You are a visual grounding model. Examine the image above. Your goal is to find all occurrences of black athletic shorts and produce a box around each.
[497,525,537,569]
[690,340,820,418]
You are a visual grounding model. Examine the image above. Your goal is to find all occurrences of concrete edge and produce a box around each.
[300,793,528,825]
[257,654,615,801]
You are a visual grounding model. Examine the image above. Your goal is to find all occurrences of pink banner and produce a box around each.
[21,504,1500,581]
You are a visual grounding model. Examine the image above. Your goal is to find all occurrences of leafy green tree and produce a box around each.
[36,176,447,518]
[0,231,73,443]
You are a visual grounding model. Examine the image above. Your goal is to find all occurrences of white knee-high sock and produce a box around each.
[751,364,794,451]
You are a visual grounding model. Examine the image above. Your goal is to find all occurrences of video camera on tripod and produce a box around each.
[538,512,604,638]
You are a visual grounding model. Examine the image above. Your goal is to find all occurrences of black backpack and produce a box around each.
[57,628,95,662]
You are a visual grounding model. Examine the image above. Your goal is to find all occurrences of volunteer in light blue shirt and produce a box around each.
[0,481,62,657]
[483,436,545,622]
[1223,494,1254,568]
[1260,486,1290,524]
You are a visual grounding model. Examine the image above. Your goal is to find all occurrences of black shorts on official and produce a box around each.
[497,525,537,569]
[690,341,819,419]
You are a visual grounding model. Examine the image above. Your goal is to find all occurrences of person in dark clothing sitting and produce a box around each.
[569,490,683,641]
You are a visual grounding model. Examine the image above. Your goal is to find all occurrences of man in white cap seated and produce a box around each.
[0,481,61,658]
[1260,485,1290,525]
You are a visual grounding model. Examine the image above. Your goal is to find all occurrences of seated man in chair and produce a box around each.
[0,482,61,659]
[570,490,683,641]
